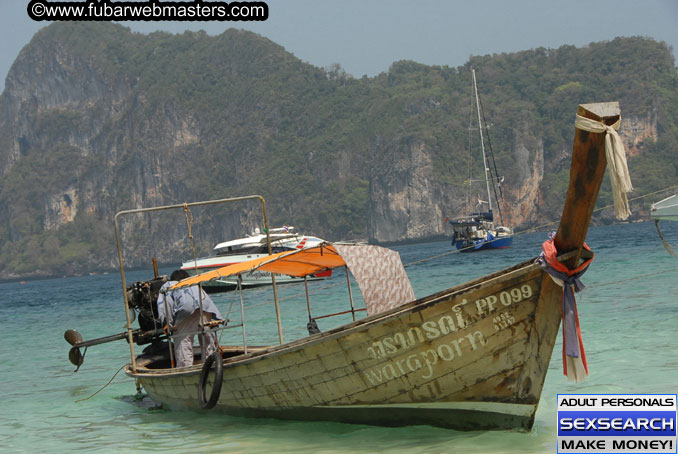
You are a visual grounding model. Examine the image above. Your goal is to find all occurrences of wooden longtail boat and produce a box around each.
[68,102,626,431]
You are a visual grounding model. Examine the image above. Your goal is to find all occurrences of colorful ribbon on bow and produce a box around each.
[536,238,594,382]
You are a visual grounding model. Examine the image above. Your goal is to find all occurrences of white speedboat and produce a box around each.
[651,193,678,221]
[180,226,332,291]
[651,193,678,257]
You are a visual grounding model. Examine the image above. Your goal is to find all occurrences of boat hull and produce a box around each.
[454,234,513,252]
[154,399,533,430]
[129,256,562,431]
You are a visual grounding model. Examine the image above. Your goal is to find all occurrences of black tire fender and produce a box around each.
[198,350,223,409]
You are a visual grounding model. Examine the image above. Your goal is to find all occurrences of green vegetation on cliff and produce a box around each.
[0,22,676,278]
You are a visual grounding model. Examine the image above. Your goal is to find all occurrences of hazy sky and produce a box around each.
[1,0,677,93]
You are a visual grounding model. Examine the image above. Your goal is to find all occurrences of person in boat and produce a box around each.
[157,270,223,367]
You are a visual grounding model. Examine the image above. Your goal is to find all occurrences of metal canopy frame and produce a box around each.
[114,195,279,373]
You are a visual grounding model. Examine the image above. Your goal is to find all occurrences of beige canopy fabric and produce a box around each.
[170,243,416,316]
[333,244,415,315]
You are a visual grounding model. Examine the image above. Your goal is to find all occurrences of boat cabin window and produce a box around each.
[216,245,294,256]
[216,245,268,256]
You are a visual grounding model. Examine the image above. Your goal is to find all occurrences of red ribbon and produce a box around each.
[540,240,594,378]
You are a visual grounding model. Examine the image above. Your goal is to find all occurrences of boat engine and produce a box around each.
[126,276,167,345]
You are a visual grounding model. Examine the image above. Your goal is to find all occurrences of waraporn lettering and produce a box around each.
[364,331,488,384]
[367,283,534,361]
[367,303,467,359]
[363,282,534,385]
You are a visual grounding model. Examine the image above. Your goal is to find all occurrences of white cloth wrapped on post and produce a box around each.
[574,114,633,220]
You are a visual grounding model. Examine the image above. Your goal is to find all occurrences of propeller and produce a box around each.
[64,329,83,346]
[63,327,164,372]
[68,346,85,369]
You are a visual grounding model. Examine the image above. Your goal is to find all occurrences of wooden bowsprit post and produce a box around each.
[555,102,622,262]
[517,102,623,415]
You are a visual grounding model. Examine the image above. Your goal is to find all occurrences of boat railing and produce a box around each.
[312,307,367,321]
[114,195,281,373]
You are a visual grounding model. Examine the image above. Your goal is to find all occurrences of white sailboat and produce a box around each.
[448,69,513,251]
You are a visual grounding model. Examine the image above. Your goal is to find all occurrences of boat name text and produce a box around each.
[362,282,533,384]
[366,282,533,360]
[364,331,488,384]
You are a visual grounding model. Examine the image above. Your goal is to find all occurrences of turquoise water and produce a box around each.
[1,221,677,453]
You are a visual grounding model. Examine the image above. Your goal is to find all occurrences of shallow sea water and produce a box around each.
[1,221,677,453]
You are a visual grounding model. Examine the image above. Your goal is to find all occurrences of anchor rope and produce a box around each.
[75,364,126,402]
[586,267,678,289]
[654,219,677,258]
[263,185,678,305]
[242,263,678,319]
[514,184,678,238]
[407,184,678,269]
[187,185,678,316]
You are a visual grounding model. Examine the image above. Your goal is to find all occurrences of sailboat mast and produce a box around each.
[472,69,493,214]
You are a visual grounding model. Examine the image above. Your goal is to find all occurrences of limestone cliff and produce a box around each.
[0,24,675,278]
[368,136,452,242]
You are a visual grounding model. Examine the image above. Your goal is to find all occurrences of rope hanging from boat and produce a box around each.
[536,238,594,383]
[654,219,677,257]
[182,203,209,357]
[574,114,633,220]
[183,204,200,271]
[75,364,126,402]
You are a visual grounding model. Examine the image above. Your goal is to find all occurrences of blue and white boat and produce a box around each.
[449,69,513,252]
[449,211,513,251]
